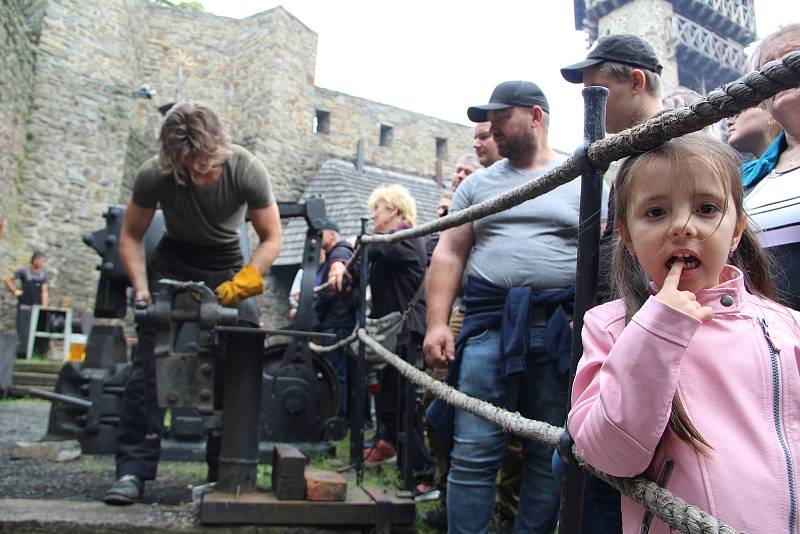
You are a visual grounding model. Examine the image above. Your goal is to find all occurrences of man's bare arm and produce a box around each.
[41,283,49,307]
[248,202,282,274]
[3,274,17,295]
[423,223,473,367]
[119,202,156,304]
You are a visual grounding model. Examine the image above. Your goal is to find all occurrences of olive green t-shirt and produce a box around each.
[132,144,275,246]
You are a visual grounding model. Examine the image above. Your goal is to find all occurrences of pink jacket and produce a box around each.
[569,266,800,534]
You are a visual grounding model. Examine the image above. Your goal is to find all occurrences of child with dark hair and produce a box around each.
[569,134,800,533]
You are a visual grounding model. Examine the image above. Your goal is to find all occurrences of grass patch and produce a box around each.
[0,396,47,405]
[159,461,207,479]
[80,457,108,474]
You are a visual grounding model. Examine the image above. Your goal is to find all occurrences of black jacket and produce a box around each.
[315,241,357,329]
[366,234,427,337]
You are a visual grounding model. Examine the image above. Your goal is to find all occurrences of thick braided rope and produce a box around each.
[360,51,800,246]
[357,330,744,534]
[308,329,358,353]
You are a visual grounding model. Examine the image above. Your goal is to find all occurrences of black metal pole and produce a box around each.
[349,217,369,486]
[559,85,608,534]
[216,327,267,494]
[399,340,414,490]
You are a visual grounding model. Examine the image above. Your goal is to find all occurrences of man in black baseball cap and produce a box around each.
[561,34,663,134]
[426,79,575,533]
[560,34,666,534]
[467,80,549,122]
[465,81,552,166]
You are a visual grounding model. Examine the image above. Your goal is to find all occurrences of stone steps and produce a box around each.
[11,360,62,391]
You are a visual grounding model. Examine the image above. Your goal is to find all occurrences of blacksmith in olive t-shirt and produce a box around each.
[104,102,282,505]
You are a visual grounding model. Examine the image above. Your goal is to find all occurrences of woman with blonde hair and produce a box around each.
[329,183,434,489]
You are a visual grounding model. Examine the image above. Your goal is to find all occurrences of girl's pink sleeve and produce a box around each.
[567,297,701,476]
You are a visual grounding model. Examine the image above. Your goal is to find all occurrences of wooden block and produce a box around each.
[272,444,306,480]
[273,475,306,500]
[305,468,347,502]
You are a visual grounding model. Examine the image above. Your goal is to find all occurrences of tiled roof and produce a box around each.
[275,159,447,266]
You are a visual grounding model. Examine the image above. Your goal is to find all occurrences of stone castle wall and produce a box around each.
[313,87,474,183]
[598,0,679,90]
[0,0,473,331]
[0,0,47,274]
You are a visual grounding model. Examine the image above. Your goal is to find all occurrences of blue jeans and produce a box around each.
[447,327,567,534]
[317,326,352,418]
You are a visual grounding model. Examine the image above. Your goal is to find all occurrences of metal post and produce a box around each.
[559,85,608,534]
[349,217,370,485]
[216,327,267,494]
[399,338,417,491]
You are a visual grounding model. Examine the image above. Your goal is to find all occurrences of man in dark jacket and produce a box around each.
[314,219,356,417]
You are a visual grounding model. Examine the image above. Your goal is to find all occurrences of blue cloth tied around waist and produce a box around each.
[426,275,575,455]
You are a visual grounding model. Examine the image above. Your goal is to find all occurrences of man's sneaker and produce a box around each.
[362,439,396,464]
[423,506,448,531]
[103,474,144,505]
[413,483,440,502]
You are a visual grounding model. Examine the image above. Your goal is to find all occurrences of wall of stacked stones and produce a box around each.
[0,0,46,301]
[313,87,474,183]
[598,0,679,89]
[0,0,473,333]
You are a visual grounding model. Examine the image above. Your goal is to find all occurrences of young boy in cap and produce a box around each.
[561,33,664,134]
[560,33,666,534]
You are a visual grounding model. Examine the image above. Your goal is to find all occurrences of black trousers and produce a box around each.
[115,239,259,481]
[375,335,435,476]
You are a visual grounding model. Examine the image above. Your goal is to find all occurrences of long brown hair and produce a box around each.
[610,134,775,451]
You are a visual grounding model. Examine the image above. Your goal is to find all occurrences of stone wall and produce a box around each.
[598,0,679,90]
[313,88,474,184]
[0,0,475,332]
[0,0,46,284]
[1,0,142,330]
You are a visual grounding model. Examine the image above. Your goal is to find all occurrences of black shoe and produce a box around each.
[104,474,144,505]
[424,507,448,531]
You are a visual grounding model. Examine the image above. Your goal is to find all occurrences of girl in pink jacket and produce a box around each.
[569,133,800,533]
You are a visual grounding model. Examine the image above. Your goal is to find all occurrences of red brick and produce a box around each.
[304,468,347,501]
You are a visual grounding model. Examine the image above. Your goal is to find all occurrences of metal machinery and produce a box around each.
[41,199,346,456]
[43,206,164,453]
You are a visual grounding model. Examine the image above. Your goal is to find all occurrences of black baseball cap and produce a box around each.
[467,81,550,122]
[561,34,663,84]
[318,219,340,232]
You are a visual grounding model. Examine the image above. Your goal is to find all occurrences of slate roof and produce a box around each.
[275,159,447,266]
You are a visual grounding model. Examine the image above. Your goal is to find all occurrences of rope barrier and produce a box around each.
[314,54,800,533]
[308,328,358,354]
[356,330,744,534]
[360,50,800,246]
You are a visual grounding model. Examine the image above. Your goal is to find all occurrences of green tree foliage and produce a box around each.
[150,0,204,11]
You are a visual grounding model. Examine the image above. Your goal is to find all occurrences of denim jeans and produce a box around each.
[317,326,352,418]
[447,327,568,534]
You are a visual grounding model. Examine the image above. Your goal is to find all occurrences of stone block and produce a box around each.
[273,475,306,500]
[12,440,81,461]
[272,444,306,480]
[304,468,347,502]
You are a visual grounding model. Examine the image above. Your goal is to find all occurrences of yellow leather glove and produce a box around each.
[215,264,263,307]
[14,289,23,298]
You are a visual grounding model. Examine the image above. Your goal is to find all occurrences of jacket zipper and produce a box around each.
[640,460,675,534]
[760,318,798,534]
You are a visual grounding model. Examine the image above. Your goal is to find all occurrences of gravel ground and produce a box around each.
[0,399,201,505]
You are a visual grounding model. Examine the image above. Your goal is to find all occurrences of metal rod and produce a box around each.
[350,217,369,485]
[6,386,92,409]
[217,328,267,493]
[216,326,335,338]
[559,85,609,534]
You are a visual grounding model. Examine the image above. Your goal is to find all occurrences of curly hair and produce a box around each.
[368,184,417,227]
